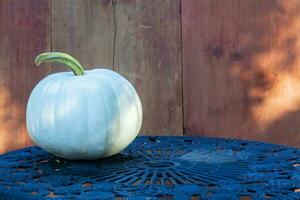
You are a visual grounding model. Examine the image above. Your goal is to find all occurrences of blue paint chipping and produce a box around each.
[0,136,299,199]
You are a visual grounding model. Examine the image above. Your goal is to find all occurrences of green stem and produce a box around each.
[34,52,85,76]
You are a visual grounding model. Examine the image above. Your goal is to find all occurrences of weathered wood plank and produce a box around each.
[182,0,300,147]
[113,0,183,135]
[0,0,51,153]
[52,0,115,71]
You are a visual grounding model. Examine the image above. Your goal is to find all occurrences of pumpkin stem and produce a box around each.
[34,52,85,76]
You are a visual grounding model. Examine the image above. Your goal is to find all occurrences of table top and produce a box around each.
[0,136,299,200]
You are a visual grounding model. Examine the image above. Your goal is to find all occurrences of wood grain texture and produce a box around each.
[52,0,115,70]
[182,0,300,147]
[0,0,51,153]
[113,0,183,135]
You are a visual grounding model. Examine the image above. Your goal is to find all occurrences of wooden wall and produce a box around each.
[0,0,300,153]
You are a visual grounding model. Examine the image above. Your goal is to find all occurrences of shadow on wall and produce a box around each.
[183,0,300,147]
[230,1,300,146]
[0,86,30,154]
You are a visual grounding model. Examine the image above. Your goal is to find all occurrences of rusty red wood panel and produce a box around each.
[0,0,51,153]
[182,0,300,147]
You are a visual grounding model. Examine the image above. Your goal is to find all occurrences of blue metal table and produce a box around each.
[0,136,299,200]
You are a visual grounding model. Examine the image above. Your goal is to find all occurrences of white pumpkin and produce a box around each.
[26,52,142,160]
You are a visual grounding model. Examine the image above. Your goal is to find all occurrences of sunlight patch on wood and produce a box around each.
[0,86,32,154]
[248,2,300,132]
[252,75,300,130]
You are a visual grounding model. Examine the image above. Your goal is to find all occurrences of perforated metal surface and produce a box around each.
[0,136,299,199]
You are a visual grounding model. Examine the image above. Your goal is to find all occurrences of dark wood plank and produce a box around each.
[52,0,115,70]
[0,0,51,153]
[182,0,300,147]
[113,0,183,135]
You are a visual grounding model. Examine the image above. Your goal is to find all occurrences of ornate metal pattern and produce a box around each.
[0,136,299,199]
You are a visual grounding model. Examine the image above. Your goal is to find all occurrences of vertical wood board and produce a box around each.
[52,0,115,71]
[114,0,183,135]
[0,0,51,153]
